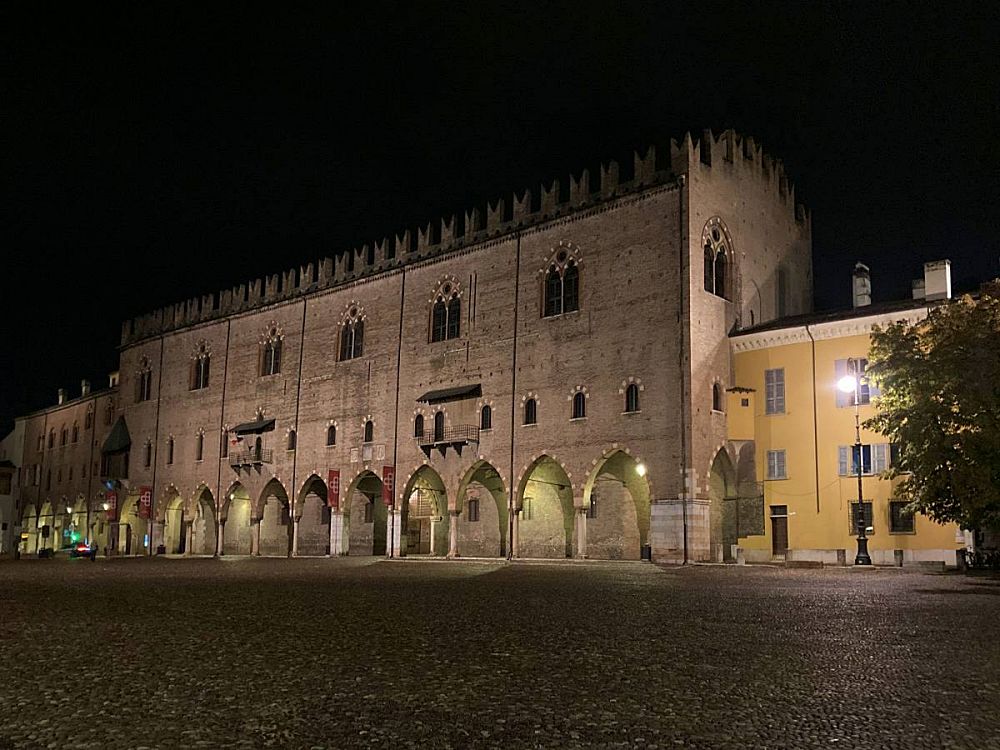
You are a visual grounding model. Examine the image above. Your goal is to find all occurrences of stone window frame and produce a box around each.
[326,420,338,447]
[166,435,175,466]
[702,217,734,301]
[339,302,366,362]
[143,439,153,468]
[619,377,644,414]
[568,385,589,421]
[521,392,539,426]
[540,241,582,319]
[478,399,495,431]
[190,341,211,391]
[259,322,284,377]
[362,415,375,444]
[712,381,726,413]
[194,429,205,462]
[428,276,463,343]
[136,356,153,403]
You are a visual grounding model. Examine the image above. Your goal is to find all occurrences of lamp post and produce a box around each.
[838,358,872,565]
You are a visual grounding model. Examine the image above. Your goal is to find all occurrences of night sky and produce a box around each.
[4,2,999,434]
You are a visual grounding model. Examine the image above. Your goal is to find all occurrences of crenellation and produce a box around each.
[248,278,262,304]
[486,198,504,232]
[600,161,619,199]
[634,146,656,185]
[540,179,560,215]
[318,257,334,284]
[569,169,590,205]
[512,189,531,224]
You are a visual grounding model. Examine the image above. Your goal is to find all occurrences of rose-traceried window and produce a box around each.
[703,218,733,300]
[542,244,581,317]
[339,305,365,361]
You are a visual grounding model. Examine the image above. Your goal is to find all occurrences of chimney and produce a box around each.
[57,388,67,405]
[911,278,926,300]
[923,260,952,300]
[852,262,871,308]
[81,379,91,397]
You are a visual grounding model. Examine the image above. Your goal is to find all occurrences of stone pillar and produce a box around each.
[576,508,588,559]
[448,510,460,558]
[251,520,261,556]
[389,508,403,557]
[184,523,194,556]
[511,511,520,558]
[430,516,441,556]
[291,515,299,558]
[329,510,345,556]
[216,520,225,557]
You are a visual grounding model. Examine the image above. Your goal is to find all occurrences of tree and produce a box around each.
[864,282,1000,531]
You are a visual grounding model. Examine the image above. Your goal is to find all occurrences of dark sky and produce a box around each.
[3,1,999,434]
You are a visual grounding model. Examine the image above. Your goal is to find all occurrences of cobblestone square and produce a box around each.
[1,559,998,749]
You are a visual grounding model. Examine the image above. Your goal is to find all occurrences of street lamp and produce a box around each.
[838,358,872,565]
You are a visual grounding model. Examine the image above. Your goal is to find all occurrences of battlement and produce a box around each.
[121,130,810,346]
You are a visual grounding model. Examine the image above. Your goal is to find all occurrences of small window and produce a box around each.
[480,405,492,430]
[71,423,79,443]
[85,410,93,430]
[849,501,874,535]
[166,437,175,465]
[144,442,152,468]
[221,431,229,458]
[136,365,152,402]
[572,392,586,419]
[764,369,785,415]
[712,383,724,412]
[625,384,640,413]
[363,420,374,443]
[522,497,533,521]
[105,403,114,425]
[195,433,204,461]
[48,430,54,449]
[889,501,915,533]
[433,411,445,442]
[524,398,537,425]
[60,426,67,446]
[586,494,597,519]
[766,450,787,480]
[467,498,480,522]
[327,424,337,446]
[287,430,296,451]
[364,499,374,524]
[413,415,424,439]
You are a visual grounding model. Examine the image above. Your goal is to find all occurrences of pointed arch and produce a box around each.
[456,459,509,558]
[515,453,575,559]
[581,447,650,560]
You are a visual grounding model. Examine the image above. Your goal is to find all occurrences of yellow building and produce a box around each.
[727,285,964,566]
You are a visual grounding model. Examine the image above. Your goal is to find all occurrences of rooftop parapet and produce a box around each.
[121,130,810,346]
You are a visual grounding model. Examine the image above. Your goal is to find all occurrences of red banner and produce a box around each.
[138,486,152,519]
[106,491,118,521]
[327,470,340,511]
[382,466,395,507]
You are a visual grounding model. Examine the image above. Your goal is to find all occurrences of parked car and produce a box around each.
[69,542,98,561]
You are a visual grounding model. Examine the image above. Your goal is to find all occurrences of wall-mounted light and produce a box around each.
[635,463,647,477]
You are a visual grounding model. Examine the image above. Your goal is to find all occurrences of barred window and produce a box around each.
[849,501,874,535]
[889,501,915,533]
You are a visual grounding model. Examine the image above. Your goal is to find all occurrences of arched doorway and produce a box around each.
[20,505,38,555]
[516,456,575,559]
[583,450,649,560]
[222,482,252,555]
[708,448,737,563]
[456,461,508,558]
[258,478,291,556]
[402,466,448,556]
[190,485,217,555]
[345,471,387,556]
[296,475,330,556]
[117,493,148,555]
[162,487,185,554]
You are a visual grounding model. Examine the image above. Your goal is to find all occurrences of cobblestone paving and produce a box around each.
[1,558,998,749]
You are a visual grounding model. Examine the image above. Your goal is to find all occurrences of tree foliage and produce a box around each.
[864,282,1000,531]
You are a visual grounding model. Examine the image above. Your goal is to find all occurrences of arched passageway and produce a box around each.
[708,449,737,563]
[346,471,387,556]
[296,475,330,556]
[516,456,575,559]
[583,451,649,560]
[117,493,149,556]
[258,478,291,556]
[190,486,217,555]
[402,466,448,556]
[20,505,38,555]
[162,488,185,554]
[222,482,252,555]
[456,461,508,558]
[37,502,55,552]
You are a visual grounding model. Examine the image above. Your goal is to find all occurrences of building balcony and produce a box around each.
[229,448,273,469]
[415,425,479,457]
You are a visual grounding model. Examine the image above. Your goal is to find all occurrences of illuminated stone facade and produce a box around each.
[13,130,812,562]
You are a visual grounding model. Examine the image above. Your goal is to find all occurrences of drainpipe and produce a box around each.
[215,319,232,557]
[148,335,165,556]
[805,325,821,514]
[677,175,689,564]
[289,298,308,557]
[508,232,522,560]
[390,266,408,558]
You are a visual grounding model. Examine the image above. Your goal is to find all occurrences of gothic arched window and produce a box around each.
[287,430,296,451]
[363,420,374,443]
[542,246,581,317]
[166,437,175,465]
[191,343,211,390]
[625,383,640,413]
[430,281,461,342]
[572,392,586,419]
[413,415,424,439]
[195,432,204,461]
[434,411,445,441]
[260,326,283,376]
[713,383,725,412]
[340,306,365,361]
[480,405,492,430]
[71,422,79,443]
[702,218,733,300]
[326,424,337,446]
[524,398,537,426]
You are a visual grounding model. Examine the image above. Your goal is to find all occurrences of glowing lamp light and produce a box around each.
[102,502,110,511]
[837,375,858,394]
[66,506,74,515]
[635,463,647,477]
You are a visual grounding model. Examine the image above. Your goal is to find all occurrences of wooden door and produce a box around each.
[770,506,788,557]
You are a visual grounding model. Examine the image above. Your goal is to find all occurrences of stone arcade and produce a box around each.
[15,130,811,562]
